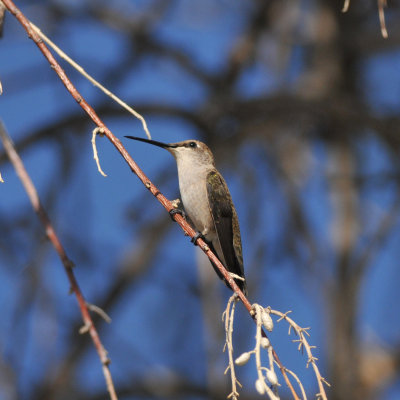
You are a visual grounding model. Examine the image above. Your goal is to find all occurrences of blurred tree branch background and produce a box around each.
[1,1,400,399]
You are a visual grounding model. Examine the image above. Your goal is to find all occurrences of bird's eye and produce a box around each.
[189,142,197,148]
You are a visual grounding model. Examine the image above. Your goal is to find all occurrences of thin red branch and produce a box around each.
[1,1,301,398]
[0,122,118,400]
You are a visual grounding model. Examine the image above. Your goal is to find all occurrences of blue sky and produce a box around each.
[1,1,400,399]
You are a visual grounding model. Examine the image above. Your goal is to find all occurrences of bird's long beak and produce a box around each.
[125,136,176,149]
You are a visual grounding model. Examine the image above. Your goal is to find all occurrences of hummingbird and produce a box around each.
[125,136,247,295]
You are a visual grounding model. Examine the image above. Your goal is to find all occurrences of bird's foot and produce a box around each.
[169,200,186,221]
[191,231,205,245]
[169,208,186,220]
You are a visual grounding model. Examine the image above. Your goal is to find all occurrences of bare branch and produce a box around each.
[378,0,388,39]
[29,22,152,139]
[0,121,118,400]
[223,295,241,400]
[270,309,330,400]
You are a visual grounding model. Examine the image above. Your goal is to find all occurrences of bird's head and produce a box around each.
[125,137,215,167]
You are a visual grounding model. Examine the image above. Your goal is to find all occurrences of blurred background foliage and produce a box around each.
[1,1,400,399]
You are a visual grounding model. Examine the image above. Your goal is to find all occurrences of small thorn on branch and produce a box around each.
[341,0,350,12]
[170,198,181,209]
[102,354,111,366]
[228,272,245,281]
[66,259,75,270]
[321,376,331,387]
[92,127,107,177]
[103,358,111,366]
[79,322,92,334]
[87,302,112,323]
[276,310,292,323]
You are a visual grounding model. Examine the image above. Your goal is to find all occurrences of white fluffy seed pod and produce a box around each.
[255,378,265,395]
[261,310,274,332]
[235,352,251,366]
[266,369,278,386]
[260,337,270,349]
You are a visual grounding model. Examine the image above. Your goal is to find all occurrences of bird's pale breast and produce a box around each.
[178,171,214,236]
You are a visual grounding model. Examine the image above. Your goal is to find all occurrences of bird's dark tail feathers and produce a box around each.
[207,241,248,296]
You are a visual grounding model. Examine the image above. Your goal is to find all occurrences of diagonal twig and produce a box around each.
[28,21,152,140]
[0,121,118,400]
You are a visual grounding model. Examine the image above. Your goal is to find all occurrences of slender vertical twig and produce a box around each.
[377,0,388,38]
